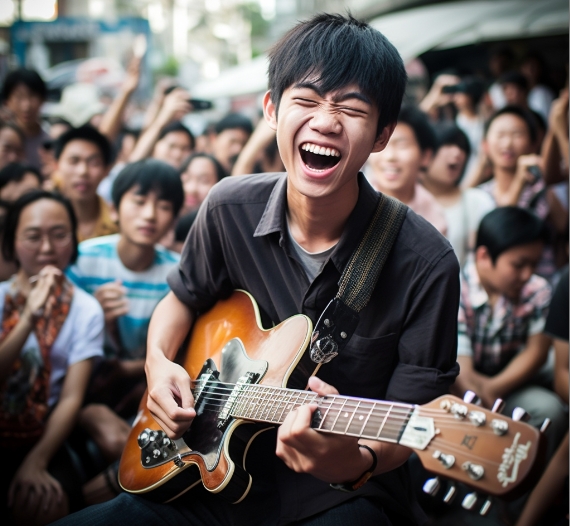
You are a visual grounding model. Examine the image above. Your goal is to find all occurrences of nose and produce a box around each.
[519,265,534,283]
[308,104,342,135]
[141,200,156,220]
[39,233,55,253]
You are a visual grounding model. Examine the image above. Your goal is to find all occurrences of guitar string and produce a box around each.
[189,381,512,420]
[187,390,513,426]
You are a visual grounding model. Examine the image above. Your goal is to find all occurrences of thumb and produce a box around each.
[308,376,339,396]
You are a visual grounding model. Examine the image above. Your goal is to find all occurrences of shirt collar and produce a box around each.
[253,172,381,273]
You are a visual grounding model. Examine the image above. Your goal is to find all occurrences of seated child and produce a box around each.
[66,158,183,463]
[452,206,566,458]
[0,190,104,524]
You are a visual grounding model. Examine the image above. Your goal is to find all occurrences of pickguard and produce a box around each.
[180,338,268,470]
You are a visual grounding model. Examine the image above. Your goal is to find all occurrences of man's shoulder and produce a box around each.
[396,207,457,269]
[208,172,285,208]
[77,234,120,258]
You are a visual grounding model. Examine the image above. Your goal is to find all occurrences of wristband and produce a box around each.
[330,444,378,492]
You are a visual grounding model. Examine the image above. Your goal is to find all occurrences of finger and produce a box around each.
[101,298,129,312]
[147,387,195,438]
[308,376,339,396]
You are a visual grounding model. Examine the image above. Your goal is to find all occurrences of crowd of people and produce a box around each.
[0,12,567,526]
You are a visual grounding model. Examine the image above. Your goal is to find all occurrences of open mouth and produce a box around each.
[300,142,341,172]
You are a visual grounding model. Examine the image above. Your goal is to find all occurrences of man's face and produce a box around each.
[263,84,392,201]
[5,83,43,128]
[367,122,430,196]
[211,128,250,173]
[502,83,527,107]
[117,187,175,247]
[0,126,24,169]
[478,241,543,301]
[427,144,467,187]
[485,114,532,171]
[57,139,108,203]
[153,131,193,169]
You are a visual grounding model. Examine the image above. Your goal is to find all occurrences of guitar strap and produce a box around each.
[309,193,408,364]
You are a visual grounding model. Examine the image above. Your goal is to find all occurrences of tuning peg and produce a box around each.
[491,398,505,413]
[422,476,441,496]
[540,418,551,433]
[462,491,478,510]
[443,483,457,504]
[463,390,481,405]
[512,407,531,422]
[480,498,492,516]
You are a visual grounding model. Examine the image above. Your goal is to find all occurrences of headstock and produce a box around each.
[413,392,545,510]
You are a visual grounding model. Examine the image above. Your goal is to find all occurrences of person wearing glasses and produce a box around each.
[0,190,104,525]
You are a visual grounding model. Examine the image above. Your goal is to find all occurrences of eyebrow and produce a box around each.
[293,82,371,105]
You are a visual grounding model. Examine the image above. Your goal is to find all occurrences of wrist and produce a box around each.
[330,444,378,492]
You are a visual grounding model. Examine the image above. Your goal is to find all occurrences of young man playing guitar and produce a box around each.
[56,13,460,526]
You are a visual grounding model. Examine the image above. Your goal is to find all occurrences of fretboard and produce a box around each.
[231,384,414,443]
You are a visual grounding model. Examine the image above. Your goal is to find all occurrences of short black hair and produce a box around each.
[456,76,486,106]
[0,68,47,102]
[484,105,537,144]
[111,159,184,217]
[398,105,437,152]
[158,121,195,150]
[214,113,253,136]
[179,152,227,182]
[499,71,529,92]
[53,125,113,166]
[476,206,548,264]
[174,210,198,243]
[268,13,406,134]
[0,162,42,192]
[433,123,471,158]
[2,190,79,265]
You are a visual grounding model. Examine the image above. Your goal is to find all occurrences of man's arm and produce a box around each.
[145,291,197,438]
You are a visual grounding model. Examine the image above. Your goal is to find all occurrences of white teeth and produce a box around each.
[301,143,340,157]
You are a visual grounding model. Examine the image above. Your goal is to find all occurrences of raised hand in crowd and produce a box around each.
[419,72,460,119]
[231,117,278,176]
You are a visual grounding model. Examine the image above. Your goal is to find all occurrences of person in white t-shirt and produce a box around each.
[423,124,494,266]
[0,190,104,525]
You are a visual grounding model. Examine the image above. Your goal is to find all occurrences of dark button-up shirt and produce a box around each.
[168,172,460,524]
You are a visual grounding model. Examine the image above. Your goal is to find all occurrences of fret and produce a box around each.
[316,396,334,430]
[277,390,294,423]
[330,397,348,432]
[343,400,361,435]
[251,385,264,420]
[376,404,394,441]
[266,388,282,423]
[360,401,375,437]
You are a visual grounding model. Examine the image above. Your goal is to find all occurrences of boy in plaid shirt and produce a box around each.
[453,206,566,457]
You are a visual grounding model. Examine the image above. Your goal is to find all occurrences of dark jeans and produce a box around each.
[51,492,392,526]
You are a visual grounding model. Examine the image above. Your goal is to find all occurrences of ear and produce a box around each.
[263,91,277,131]
[475,245,491,266]
[371,122,397,153]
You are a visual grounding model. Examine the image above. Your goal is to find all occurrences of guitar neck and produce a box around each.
[231,384,415,444]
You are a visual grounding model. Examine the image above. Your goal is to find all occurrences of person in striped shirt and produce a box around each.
[66,159,183,466]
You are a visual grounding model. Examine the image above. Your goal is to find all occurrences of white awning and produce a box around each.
[191,0,568,99]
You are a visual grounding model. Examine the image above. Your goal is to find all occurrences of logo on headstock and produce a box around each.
[497,432,531,487]
[461,435,478,450]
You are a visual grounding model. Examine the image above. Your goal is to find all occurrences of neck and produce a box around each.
[117,235,156,271]
[381,183,415,205]
[492,166,516,193]
[459,107,478,119]
[286,178,359,253]
[73,196,100,223]
[18,119,40,136]
[422,178,461,203]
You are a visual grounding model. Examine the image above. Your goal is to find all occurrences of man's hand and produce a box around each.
[158,88,193,125]
[276,377,370,484]
[94,280,129,326]
[146,352,196,439]
[515,154,543,186]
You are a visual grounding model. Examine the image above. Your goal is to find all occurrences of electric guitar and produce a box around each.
[118,290,543,507]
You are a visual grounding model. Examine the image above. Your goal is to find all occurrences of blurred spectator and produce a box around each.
[542,88,569,184]
[520,52,556,122]
[232,118,284,176]
[38,118,72,183]
[0,121,25,170]
[53,126,118,242]
[179,153,226,216]
[67,160,182,502]
[367,105,447,235]
[0,190,104,524]
[487,45,516,110]
[0,162,43,281]
[423,124,494,265]
[0,68,49,170]
[418,71,460,122]
[515,266,568,526]
[452,207,567,459]
[128,87,193,167]
[209,113,253,174]
[151,120,194,169]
